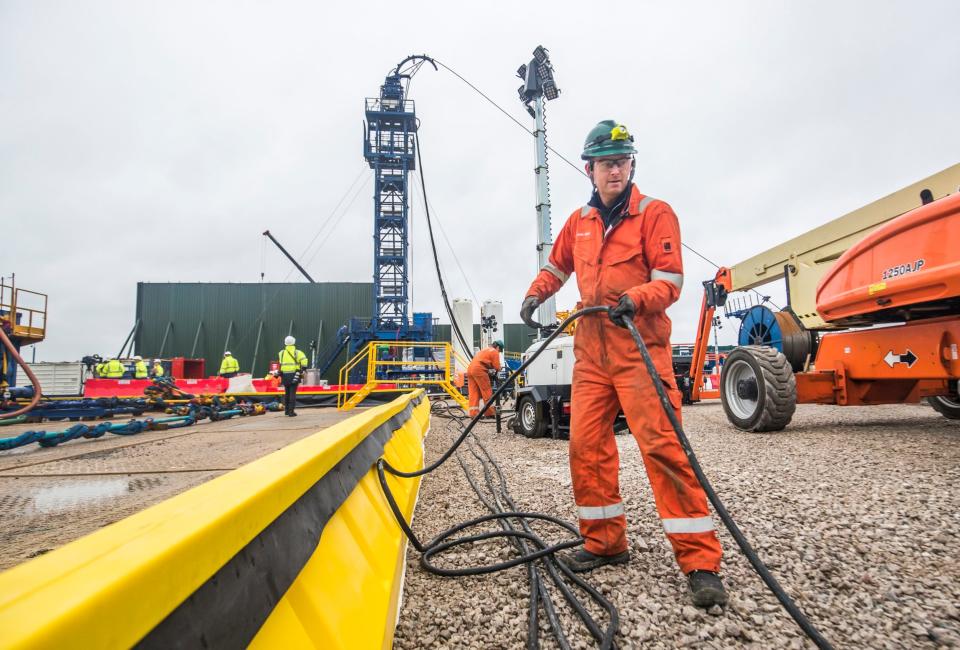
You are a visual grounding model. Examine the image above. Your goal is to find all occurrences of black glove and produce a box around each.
[609,294,636,328]
[520,295,542,329]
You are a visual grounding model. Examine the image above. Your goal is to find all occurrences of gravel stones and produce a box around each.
[394,401,960,648]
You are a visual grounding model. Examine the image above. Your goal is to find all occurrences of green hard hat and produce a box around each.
[493,340,504,350]
[581,120,637,160]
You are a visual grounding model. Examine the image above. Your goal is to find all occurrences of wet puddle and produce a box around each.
[29,479,131,514]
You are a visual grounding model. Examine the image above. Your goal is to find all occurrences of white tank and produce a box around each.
[480,300,504,350]
[451,298,473,373]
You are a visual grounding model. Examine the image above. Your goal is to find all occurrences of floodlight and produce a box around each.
[537,62,553,81]
[533,45,549,64]
[517,64,527,80]
[543,80,559,100]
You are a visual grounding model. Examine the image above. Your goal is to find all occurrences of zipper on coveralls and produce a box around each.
[595,215,627,367]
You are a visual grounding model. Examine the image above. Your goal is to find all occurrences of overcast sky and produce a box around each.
[3,1,959,362]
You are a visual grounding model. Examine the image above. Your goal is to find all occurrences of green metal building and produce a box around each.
[134,283,373,381]
[134,282,540,381]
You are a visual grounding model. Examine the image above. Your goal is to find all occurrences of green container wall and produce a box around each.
[135,283,372,381]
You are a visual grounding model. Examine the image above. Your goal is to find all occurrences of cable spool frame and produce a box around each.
[736,305,817,371]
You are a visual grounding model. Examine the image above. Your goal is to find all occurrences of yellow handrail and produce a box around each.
[337,340,468,410]
[0,280,47,342]
[337,342,373,408]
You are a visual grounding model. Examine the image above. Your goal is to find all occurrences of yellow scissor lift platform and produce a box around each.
[0,278,47,343]
[338,340,468,410]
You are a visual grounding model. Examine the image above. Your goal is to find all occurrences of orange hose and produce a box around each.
[0,325,41,417]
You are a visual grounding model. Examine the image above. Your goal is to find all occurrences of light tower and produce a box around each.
[517,45,561,326]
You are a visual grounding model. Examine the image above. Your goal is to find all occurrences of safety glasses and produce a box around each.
[595,158,632,172]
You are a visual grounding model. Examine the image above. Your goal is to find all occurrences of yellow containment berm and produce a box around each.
[0,391,430,649]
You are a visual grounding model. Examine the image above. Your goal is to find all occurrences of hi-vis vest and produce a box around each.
[278,346,307,372]
[105,359,125,378]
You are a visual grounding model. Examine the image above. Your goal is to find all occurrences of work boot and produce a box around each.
[687,570,728,608]
[564,549,630,573]
[287,412,298,417]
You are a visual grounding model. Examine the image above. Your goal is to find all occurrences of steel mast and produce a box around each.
[517,46,561,326]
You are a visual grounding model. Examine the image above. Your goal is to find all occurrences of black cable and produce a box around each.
[433,57,789,317]
[378,306,833,650]
[414,130,474,360]
[464,434,617,647]
[618,315,830,648]
[456,442,566,649]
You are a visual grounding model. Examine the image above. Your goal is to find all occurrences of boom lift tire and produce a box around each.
[720,345,797,432]
[928,395,960,420]
[517,394,548,438]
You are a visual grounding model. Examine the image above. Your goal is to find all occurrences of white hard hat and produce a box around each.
[224,351,232,356]
[134,355,142,360]
[284,336,296,346]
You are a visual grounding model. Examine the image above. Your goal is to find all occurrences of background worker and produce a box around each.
[133,355,149,379]
[152,359,165,377]
[467,340,503,418]
[95,359,107,378]
[104,356,125,379]
[520,120,726,608]
[219,351,240,378]
[278,336,308,417]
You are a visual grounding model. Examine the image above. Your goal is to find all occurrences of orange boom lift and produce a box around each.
[688,164,960,430]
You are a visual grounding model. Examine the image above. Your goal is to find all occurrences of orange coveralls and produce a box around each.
[467,346,502,417]
[525,185,721,574]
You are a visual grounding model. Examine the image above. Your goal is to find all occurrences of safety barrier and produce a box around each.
[0,390,430,649]
[338,341,468,410]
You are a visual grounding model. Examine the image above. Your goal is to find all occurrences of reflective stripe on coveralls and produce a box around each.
[525,184,719,574]
[467,346,501,417]
[662,516,716,534]
[542,262,570,284]
[578,502,625,520]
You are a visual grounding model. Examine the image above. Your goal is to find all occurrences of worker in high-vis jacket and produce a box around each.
[133,356,149,379]
[520,120,725,608]
[278,336,308,416]
[104,357,126,379]
[219,351,240,378]
[152,360,164,377]
[466,340,503,418]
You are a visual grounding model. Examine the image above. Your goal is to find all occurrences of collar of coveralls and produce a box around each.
[588,181,635,231]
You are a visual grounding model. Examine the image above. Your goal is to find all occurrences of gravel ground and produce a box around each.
[394,401,960,649]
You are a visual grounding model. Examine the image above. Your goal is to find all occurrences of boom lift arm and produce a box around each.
[689,164,960,401]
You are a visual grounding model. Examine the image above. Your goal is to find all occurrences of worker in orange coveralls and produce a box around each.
[466,340,503,418]
[520,120,726,608]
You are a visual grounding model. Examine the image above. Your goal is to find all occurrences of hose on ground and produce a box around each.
[378,306,833,650]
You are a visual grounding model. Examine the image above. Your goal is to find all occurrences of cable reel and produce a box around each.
[737,305,817,371]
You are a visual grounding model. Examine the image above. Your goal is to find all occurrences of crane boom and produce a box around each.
[262,230,316,283]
